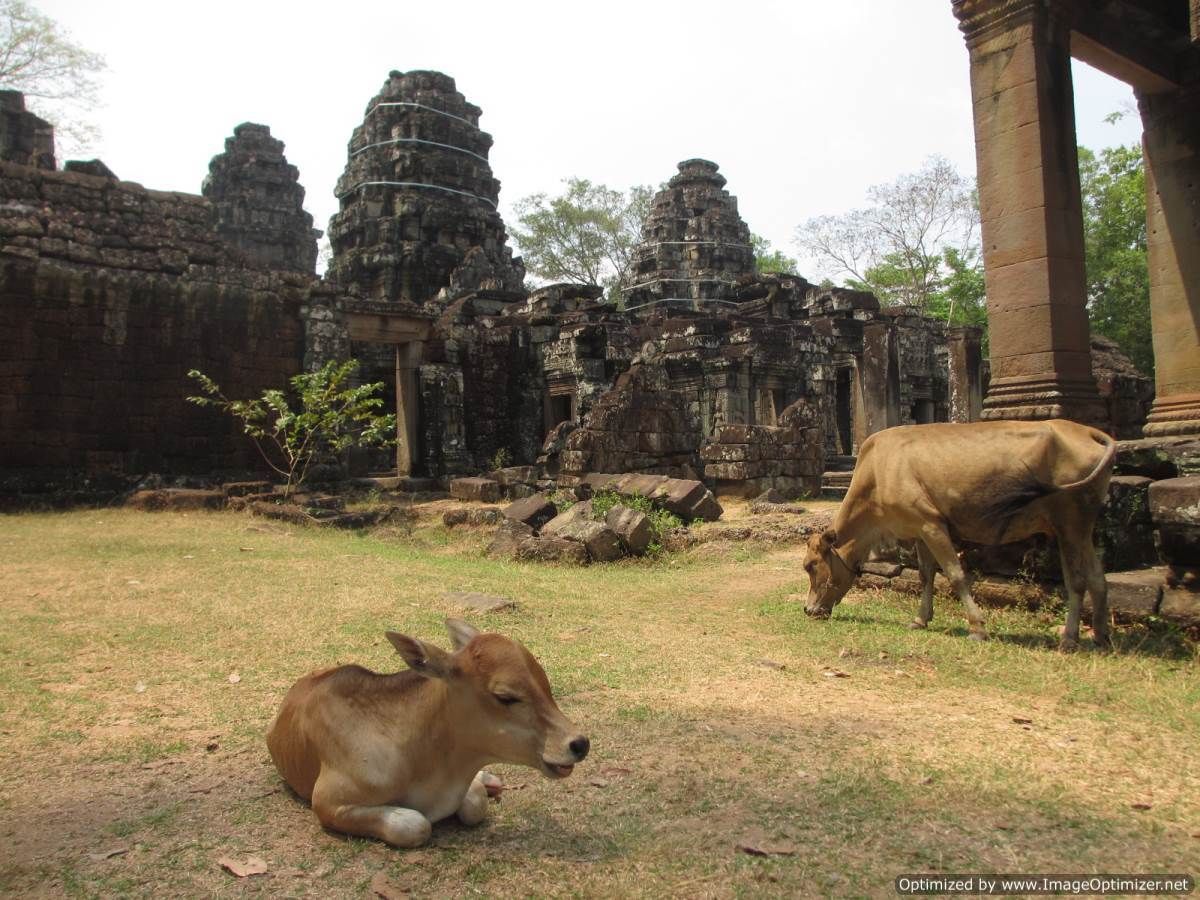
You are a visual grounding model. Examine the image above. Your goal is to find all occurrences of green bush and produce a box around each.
[589,490,683,555]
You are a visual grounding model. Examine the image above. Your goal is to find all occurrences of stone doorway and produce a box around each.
[343,306,432,477]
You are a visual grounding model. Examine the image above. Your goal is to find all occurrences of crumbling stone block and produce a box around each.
[650,478,722,522]
[486,519,533,558]
[1100,569,1163,619]
[126,488,225,511]
[1149,475,1200,566]
[450,477,501,503]
[541,500,593,537]
[1159,584,1200,626]
[606,505,651,555]
[516,536,589,565]
[503,493,558,530]
[1096,475,1157,571]
[221,480,273,497]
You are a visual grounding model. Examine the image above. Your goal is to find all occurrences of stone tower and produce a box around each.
[0,91,55,170]
[624,159,755,311]
[326,70,523,304]
[202,123,319,274]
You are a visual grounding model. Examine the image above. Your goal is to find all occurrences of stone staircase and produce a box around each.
[820,455,856,500]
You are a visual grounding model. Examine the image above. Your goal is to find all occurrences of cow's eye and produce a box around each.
[493,693,520,706]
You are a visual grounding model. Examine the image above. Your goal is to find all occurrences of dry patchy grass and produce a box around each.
[0,507,1197,898]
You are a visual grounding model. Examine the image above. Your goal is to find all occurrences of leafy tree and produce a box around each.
[750,233,798,275]
[1078,144,1151,375]
[510,178,653,300]
[188,360,396,498]
[794,156,978,314]
[0,1,106,154]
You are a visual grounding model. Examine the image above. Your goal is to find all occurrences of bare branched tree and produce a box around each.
[794,156,979,312]
[0,0,106,155]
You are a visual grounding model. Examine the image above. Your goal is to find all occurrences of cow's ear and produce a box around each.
[386,632,455,679]
[445,618,480,651]
[821,528,839,549]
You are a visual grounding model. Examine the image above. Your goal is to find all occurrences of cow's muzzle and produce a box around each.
[542,733,590,778]
[804,604,832,619]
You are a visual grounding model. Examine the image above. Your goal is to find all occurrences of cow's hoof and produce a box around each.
[908,620,928,630]
[967,631,988,642]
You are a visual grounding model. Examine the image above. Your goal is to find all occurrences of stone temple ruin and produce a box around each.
[0,72,999,498]
[0,40,1196,625]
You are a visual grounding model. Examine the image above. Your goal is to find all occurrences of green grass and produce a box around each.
[0,506,1196,898]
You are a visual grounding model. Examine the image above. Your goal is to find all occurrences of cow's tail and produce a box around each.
[982,428,1116,522]
[1057,428,1117,492]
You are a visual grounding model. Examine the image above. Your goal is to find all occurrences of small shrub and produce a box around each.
[590,490,683,555]
[549,490,576,513]
[490,448,513,471]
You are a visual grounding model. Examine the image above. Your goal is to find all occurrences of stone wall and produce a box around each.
[0,91,54,170]
[0,255,307,475]
[0,139,313,481]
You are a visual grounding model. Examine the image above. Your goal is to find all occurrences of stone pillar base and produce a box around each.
[1143,393,1200,437]
[981,374,1108,425]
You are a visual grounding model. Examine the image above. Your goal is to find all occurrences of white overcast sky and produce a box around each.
[36,0,1142,277]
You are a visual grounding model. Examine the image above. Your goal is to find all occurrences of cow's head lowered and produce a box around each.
[386,620,589,779]
[803,528,856,618]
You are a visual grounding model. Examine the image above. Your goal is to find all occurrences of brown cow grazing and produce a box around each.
[266,619,589,847]
[802,420,1116,650]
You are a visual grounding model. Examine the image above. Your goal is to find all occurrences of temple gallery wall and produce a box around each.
[0,29,1190,496]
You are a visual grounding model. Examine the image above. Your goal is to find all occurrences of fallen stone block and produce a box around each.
[444,591,516,614]
[651,478,722,522]
[516,536,589,565]
[221,480,272,497]
[443,509,469,527]
[450,477,500,503]
[1097,569,1163,619]
[503,493,558,530]
[541,500,594,537]
[246,500,313,525]
[468,508,504,526]
[1148,475,1200,566]
[606,505,651,555]
[126,488,225,512]
[486,519,533,558]
[1159,584,1200,626]
[545,518,623,562]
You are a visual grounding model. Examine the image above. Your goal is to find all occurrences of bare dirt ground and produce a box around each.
[0,505,1196,898]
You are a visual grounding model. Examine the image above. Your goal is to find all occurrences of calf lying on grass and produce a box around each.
[803,419,1116,650]
[267,619,589,847]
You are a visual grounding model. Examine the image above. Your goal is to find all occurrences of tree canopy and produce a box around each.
[510,178,653,300]
[0,0,105,154]
[750,234,798,275]
[794,156,980,316]
[1079,143,1151,376]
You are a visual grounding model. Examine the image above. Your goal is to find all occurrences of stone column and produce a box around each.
[1139,84,1200,437]
[395,342,424,475]
[946,326,984,422]
[953,0,1106,425]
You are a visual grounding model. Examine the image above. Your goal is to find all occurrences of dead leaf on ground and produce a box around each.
[736,832,800,857]
[600,766,632,777]
[919,776,934,785]
[1012,717,1033,725]
[134,681,147,694]
[206,740,220,752]
[756,658,787,671]
[217,855,269,878]
[1130,802,1152,811]
[228,672,241,684]
[371,871,411,898]
[822,669,850,679]
[87,846,129,861]
[838,648,851,658]
[188,779,221,794]
[587,776,610,788]
[239,547,254,552]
